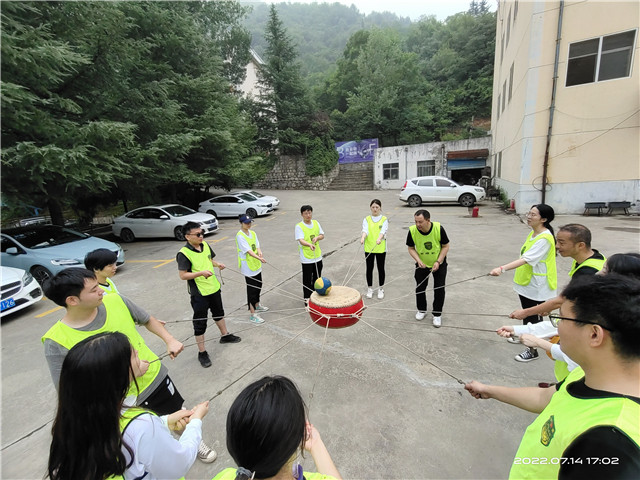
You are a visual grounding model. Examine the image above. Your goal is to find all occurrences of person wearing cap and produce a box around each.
[236,214,268,324]
[177,221,241,369]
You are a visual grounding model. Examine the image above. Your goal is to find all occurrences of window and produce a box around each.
[417,160,435,177]
[506,10,511,46]
[383,163,399,180]
[416,178,434,187]
[497,94,501,120]
[514,0,518,21]
[435,178,454,187]
[497,152,502,178]
[502,81,507,112]
[566,30,637,86]
[509,63,514,101]
[501,33,505,63]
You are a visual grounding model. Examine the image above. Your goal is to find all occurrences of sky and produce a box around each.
[258,0,497,21]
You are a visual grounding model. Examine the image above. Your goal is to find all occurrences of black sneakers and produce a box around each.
[515,347,539,362]
[220,333,241,344]
[198,351,212,368]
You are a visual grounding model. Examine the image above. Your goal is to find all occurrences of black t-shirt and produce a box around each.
[554,377,640,479]
[406,223,450,265]
[570,249,606,278]
[176,242,216,296]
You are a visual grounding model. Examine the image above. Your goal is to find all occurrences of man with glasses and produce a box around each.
[466,274,640,478]
[177,221,240,369]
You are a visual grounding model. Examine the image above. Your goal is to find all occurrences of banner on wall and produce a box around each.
[335,138,378,164]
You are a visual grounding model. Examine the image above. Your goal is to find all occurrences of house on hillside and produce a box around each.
[491,0,639,214]
[239,48,266,98]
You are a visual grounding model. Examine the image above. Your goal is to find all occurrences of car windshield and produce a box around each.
[162,205,196,217]
[238,193,255,202]
[6,226,87,249]
[248,191,264,198]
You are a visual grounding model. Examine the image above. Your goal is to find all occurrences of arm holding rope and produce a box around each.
[490,258,527,276]
[408,246,426,268]
[432,243,449,272]
[464,381,555,414]
[144,316,184,359]
[510,295,562,319]
[304,422,342,480]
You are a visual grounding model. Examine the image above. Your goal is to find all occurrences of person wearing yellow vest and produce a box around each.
[47,332,210,480]
[466,274,640,479]
[490,204,557,362]
[406,209,450,327]
[41,268,218,464]
[212,376,342,480]
[360,199,388,300]
[84,247,120,295]
[236,214,268,324]
[177,221,241,369]
[295,205,325,303]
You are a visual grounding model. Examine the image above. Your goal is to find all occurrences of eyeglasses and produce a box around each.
[548,314,612,331]
[525,211,540,218]
[187,232,203,237]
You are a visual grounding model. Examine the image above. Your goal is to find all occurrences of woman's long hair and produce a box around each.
[47,332,136,480]
[532,203,555,237]
[227,376,307,479]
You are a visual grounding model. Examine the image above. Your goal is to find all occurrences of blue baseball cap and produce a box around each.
[239,214,254,224]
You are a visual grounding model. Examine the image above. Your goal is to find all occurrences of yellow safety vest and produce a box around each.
[513,231,557,290]
[236,230,261,273]
[510,367,640,479]
[212,467,337,480]
[41,294,161,398]
[297,220,322,260]
[364,216,387,254]
[180,242,221,296]
[98,278,119,296]
[568,255,606,277]
[409,223,442,268]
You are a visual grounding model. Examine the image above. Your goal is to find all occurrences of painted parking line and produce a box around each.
[153,259,175,269]
[127,260,170,263]
[35,305,63,318]
[212,236,228,243]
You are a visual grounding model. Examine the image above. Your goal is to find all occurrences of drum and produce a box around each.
[308,285,365,328]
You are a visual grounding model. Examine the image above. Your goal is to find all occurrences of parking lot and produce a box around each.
[2,189,639,479]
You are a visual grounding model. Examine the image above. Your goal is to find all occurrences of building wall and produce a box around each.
[239,59,261,98]
[254,155,340,190]
[491,0,640,213]
[374,137,491,189]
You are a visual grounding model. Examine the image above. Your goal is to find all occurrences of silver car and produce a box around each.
[235,190,280,208]
[399,176,486,207]
[198,193,274,218]
[112,204,218,242]
[1,266,44,317]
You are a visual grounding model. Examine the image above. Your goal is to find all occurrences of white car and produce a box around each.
[235,190,280,208]
[112,204,218,242]
[1,266,43,318]
[198,193,274,218]
[400,176,486,207]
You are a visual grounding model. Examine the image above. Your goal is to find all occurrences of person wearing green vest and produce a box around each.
[465,274,640,479]
[42,268,218,463]
[47,332,210,480]
[295,205,325,303]
[211,376,342,480]
[84,247,120,295]
[360,199,388,300]
[490,204,557,362]
[177,221,241,369]
[406,209,450,327]
[236,214,268,324]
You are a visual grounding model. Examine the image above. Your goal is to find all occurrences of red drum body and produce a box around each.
[308,286,364,328]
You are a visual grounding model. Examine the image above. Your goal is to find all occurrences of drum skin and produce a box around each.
[308,286,364,328]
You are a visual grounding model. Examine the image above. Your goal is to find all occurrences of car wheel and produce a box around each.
[246,208,258,218]
[459,193,476,207]
[407,195,422,208]
[207,210,218,218]
[31,266,52,285]
[174,226,186,241]
[120,228,135,243]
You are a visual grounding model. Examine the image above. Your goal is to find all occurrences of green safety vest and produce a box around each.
[212,467,337,480]
[42,294,161,398]
[364,216,387,254]
[236,230,261,273]
[98,278,119,296]
[409,222,442,268]
[510,367,640,479]
[297,220,322,260]
[514,231,557,290]
[180,242,221,296]
[568,255,606,277]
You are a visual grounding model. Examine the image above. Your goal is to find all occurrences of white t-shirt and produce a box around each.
[361,215,389,252]
[295,220,324,264]
[121,412,202,480]
[513,229,557,301]
[236,230,262,276]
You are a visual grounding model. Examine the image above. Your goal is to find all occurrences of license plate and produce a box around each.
[0,298,16,312]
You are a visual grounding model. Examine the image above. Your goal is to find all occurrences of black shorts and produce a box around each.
[191,290,225,335]
[140,375,185,415]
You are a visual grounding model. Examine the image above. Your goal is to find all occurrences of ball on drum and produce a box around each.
[308,285,364,329]
[314,277,332,295]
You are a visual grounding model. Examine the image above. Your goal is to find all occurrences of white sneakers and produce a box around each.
[366,287,384,299]
[415,311,426,320]
[366,287,374,299]
[378,288,384,299]
[198,440,217,463]
[432,316,442,328]
[250,314,265,324]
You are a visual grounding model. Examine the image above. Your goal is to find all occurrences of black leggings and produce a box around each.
[302,260,323,300]
[365,252,386,287]
[245,272,262,310]
[518,295,544,325]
